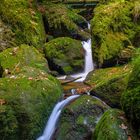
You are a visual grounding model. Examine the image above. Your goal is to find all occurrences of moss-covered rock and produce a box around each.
[121,51,140,136]
[91,0,139,67]
[42,3,90,41]
[0,44,49,76]
[55,95,109,140]
[92,109,136,140]
[0,20,16,52]
[0,0,45,49]
[0,67,62,140]
[85,65,132,108]
[44,37,84,74]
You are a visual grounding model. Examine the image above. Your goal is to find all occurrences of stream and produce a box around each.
[58,23,94,82]
[37,23,95,140]
[37,95,80,140]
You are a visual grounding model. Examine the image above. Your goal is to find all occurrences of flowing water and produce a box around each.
[37,95,80,140]
[58,23,94,82]
[71,38,94,82]
[37,23,94,140]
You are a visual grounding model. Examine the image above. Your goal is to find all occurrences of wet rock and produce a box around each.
[92,109,137,140]
[44,37,84,75]
[0,66,62,140]
[0,44,49,76]
[91,1,139,67]
[85,65,132,108]
[0,0,45,49]
[42,3,90,41]
[121,52,140,137]
[55,95,109,140]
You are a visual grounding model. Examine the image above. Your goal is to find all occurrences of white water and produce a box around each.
[37,95,80,140]
[57,23,94,82]
[71,38,94,82]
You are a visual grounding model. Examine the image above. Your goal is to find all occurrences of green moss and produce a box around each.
[85,65,132,107]
[0,44,49,76]
[55,95,108,140]
[43,2,90,40]
[92,109,136,140]
[91,0,139,67]
[0,0,45,49]
[121,50,140,136]
[0,20,16,52]
[0,105,19,140]
[44,37,84,74]
[0,67,62,140]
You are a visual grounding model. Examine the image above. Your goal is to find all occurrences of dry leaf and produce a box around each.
[119,123,127,130]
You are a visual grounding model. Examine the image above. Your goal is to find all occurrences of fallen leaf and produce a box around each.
[119,123,128,130]
[28,77,33,80]
[128,136,132,140]
[0,99,6,105]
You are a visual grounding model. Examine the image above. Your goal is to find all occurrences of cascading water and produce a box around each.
[71,38,94,82]
[37,23,94,140]
[37,95,80,140]
[58,23,94,82]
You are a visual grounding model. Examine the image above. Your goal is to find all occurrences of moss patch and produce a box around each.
[0,20,16,52]
[0,68,62,140]
[92,109,136,140]
[91,0,139,67]
[121,50,140,137]
[42,2,90,41]
[0,44,49,76]
[0,0,45,49]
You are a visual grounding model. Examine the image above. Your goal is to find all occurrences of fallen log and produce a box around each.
[60,77,82,85]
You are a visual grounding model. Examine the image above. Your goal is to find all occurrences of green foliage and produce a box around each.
[44,37,84,74]
[0,0,45,49]
[92,109,136,140]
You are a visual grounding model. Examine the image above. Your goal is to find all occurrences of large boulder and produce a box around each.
[0,44,49,76]
[0,43,63,139]
[85,65,132,108]
[121,52,140,137]
[0,0,45,49]
[42,3,90,41]
[92,109,136,140]
[0,67,62,140]
[91,0,138,67]
[55,95,109,140]
[44,37,84,74]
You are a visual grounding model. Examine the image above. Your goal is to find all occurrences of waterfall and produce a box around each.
[71,38,94,82]
[37,95,80,140]
[57,23,94,82]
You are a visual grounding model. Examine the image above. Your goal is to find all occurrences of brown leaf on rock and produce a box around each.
[28,77,33,80]
[0,99,6,105]
[128,136,132,140]
[119,123,128,130]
